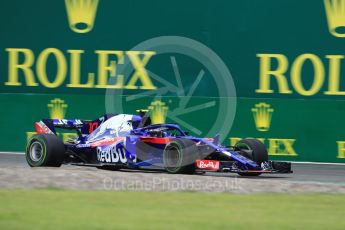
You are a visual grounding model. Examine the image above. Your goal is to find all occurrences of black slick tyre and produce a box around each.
[235,138,268,176]
[26,134,65,167]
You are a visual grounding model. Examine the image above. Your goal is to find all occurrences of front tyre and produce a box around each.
[163,139,199,174]
[235,138,268,176]
[26,134,65,167]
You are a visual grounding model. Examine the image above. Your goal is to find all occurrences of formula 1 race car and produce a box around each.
[26,113,292,176]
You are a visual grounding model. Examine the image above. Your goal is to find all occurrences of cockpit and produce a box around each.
[133,124,187,138]
[87,114,141,141]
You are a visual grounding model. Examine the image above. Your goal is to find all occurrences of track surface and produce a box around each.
[1,153,345,193]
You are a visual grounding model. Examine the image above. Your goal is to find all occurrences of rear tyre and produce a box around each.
[163,139,199,174]
[235,138,268,176]
[26,134,65,167]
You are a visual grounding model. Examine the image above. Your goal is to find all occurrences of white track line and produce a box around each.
[0,151,24,155]
[288,161,345,166]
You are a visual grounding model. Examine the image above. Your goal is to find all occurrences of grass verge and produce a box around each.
[0,189,344,230]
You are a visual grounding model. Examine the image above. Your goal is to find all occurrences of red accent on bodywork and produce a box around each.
[35,122,44,134]
[90,137,124,147]
[140,137,173,144]
[88,122,99,134]
[196,160,220,170]
[34,122,53,134]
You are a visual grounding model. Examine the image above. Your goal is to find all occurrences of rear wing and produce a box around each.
[34,114,117,137]
[35,119,89,137]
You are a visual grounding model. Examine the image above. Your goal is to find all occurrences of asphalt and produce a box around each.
[1,153,344,185]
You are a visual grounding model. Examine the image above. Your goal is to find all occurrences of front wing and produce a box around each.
[195,160,292,174]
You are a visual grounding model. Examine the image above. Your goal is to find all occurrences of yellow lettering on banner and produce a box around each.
[337,141,345,158]
[125,51,157,90]
[291,54,324,96]
[230,138,297,156]
[256,54,292,94]
[67,50,94,88]
[95,50,124,88]
[5,48,37,86]
[268,138,298,156]
[324,55,345,95]
[36,48,67,88]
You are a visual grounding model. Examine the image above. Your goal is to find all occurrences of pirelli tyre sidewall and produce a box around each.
[235,138,268,176]
[163,139,199,174]
[26,134,65,167]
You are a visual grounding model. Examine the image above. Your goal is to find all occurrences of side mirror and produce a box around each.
[184,131,190,136]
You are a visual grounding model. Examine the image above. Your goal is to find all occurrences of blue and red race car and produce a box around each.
[26,113,292,176]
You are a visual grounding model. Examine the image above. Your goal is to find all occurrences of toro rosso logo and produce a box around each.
[97,143,127,164]
[196,160,220,170]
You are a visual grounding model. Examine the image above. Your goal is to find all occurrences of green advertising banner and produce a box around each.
[1,0,345,163]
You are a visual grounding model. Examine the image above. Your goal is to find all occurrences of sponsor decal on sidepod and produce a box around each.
[196,160,220,170]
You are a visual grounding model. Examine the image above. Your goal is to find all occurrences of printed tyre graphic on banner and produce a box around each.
[106,36,237,142]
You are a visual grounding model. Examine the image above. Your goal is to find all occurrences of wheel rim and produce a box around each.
[165,146,181,169]
[30,141,44,162]
[236,143,251,150]
[236,142,253,160]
